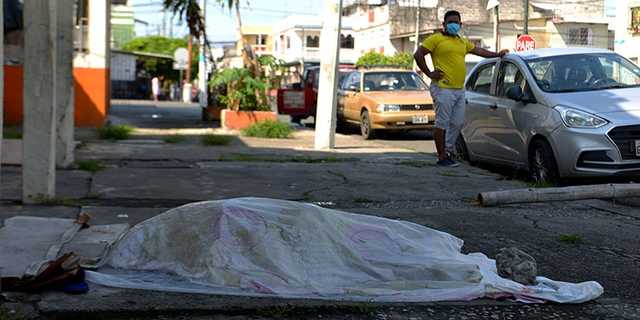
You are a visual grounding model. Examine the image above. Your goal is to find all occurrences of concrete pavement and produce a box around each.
[2,101,640,319]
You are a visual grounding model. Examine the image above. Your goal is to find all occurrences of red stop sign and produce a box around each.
[516,34,536,52]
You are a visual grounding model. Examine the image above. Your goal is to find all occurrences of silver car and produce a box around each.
[458,48,640,182]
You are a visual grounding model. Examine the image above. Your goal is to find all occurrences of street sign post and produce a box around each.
[516,34,535,52]
[173,48,189,100]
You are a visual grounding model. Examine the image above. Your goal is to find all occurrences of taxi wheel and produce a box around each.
[360,110,375,140]
[528,139,559,185]
[454,134,471,162]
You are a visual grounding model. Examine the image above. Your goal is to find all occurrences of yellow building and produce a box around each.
[238,25,273,56]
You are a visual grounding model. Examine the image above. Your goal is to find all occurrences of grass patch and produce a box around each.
[559,234,583,244]
[398,160,435,168]
[163,135,187,144]
[0,307,28,320]
[242,120,292,139]
[97,124,134,140]
[201,134,233,146]
[3,127,22,139]
[76,160,105,173]
[437,171,470,178]
[353,197,374,204]
[256,305,296,318]
[32,195,80,207]
[218,154,350,163]
[528,181,557,188]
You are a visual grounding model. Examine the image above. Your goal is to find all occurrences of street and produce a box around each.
[3,101,640,319]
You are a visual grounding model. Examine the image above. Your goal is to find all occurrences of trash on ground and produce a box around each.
[86,198,603,303]
[496,247,537,285]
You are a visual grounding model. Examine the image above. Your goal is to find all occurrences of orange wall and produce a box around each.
[3,65,109,128]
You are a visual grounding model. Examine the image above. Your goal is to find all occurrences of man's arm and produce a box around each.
[470,47,509,58]
[413,46,443,81]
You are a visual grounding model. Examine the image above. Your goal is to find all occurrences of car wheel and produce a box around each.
[454,134,471,162]
[528,139,559,184]
[360,110,375,140]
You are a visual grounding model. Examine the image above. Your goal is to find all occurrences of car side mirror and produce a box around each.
[506,86,524,102]
[347,84,358,92]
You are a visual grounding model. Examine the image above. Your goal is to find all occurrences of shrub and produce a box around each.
[242,120,292,139]
[97,125,133,140]
[76,160,106,173]
[201,134,233,146]
[356,51,413,69]
[163,135,186,144]
[210,68,271,111]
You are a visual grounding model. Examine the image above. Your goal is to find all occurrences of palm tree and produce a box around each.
[164,0,257,75]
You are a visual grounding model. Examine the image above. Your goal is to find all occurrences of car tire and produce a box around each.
[454,134,472,163]
[360,110,375,140]
[528,139,559,184]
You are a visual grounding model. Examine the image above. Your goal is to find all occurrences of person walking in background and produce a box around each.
[152,76,160,102]
[414,10,508,167]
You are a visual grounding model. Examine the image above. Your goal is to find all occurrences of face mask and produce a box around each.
[446,22,461,35]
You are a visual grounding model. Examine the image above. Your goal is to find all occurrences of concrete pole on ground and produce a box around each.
[198,0,208,108]
[523,0,529,35]
[23,0,58,202]
[314,0,343,150]
[0,0,4,191]
[56,0,75,168]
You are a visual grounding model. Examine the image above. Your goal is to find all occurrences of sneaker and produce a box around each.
[436,158,460,168]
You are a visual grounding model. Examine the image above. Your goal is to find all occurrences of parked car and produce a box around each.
[277,65,354,124]
[337,68,435,139]
[459,48,640,182]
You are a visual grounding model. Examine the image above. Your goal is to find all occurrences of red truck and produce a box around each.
[277,65,354,124]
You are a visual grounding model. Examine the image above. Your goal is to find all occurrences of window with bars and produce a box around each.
[631,7,640,33]
[568,28,592,46]
[306,36,320,48]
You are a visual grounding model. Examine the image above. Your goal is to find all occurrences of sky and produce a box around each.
[131,0,324,41]
[132,0,617,41]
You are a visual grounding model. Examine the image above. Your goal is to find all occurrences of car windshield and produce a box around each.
[526,53,640,93]
[363,72,428,92]
[312,71,351,90]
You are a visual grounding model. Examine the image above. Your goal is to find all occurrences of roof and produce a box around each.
[272,15,354,33]
[241,25,273,35]
[512,47,613,60]
[112,49,173,60]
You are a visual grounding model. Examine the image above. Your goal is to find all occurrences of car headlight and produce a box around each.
[554,106,608,128]
[376,104,401,112]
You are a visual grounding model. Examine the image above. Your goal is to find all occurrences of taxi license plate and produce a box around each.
[636,140,640,157]
[412,115,429,124]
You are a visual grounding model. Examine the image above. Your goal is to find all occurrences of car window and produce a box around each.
[526,53,640,92]
[468,63,496,95]
[362,72,428,92]
[351,72,361,91]
[497,62,526,97]
[341,72,356,90]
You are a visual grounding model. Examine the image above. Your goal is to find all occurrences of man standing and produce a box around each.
[414,10,508,167]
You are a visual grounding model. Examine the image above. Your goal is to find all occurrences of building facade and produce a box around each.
[3,0,111,128]
[111,0,135,49]
[614,0,640,64]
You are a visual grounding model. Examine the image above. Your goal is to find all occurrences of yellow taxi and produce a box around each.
[337,68,434,139]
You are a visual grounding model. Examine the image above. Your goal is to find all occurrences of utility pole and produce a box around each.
[198,0,208,109]
[183,35,193,103]
[413,0,421,69]
[314,0,343,150]
[494,5,500,51]
[162,9,167,37]
[0,0,4,192]
[523,0,529,34]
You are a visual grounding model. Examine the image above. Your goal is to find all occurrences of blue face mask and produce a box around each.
[446,22,461,35]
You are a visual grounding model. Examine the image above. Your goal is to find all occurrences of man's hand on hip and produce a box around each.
[427,70,444,81]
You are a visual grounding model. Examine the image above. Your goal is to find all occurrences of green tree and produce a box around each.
[121,36,198,81]
[356,52,413,69]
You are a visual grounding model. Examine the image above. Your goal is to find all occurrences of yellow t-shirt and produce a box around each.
[422,32,475,89]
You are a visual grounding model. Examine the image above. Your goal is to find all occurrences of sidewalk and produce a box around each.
[2,105,640,319]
